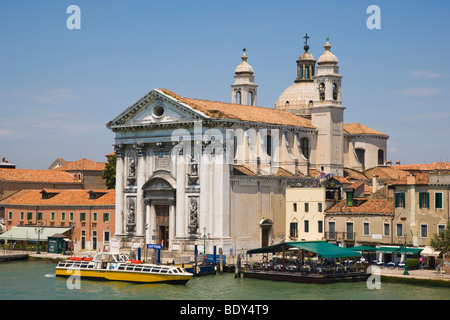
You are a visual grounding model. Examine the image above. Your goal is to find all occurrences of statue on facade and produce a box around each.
[188,197,199,234]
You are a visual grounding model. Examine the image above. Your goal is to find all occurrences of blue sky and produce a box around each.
[1,0,449,169]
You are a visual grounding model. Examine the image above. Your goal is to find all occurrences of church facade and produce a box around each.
[106,39,389,256]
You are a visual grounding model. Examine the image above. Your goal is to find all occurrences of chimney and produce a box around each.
[372,174,379,193]
[407,174,416,185]
[396,160,401,165]
[386,160,392,166]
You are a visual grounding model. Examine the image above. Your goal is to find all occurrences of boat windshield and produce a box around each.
[93,253,130,262]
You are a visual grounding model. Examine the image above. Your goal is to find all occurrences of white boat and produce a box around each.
[55,252,193,284]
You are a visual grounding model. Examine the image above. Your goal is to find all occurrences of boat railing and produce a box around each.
[246,261,367,275]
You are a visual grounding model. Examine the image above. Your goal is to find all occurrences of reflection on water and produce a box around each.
[1,261,449,300]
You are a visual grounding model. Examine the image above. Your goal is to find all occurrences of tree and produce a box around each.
[102,154,116,189]
[429,222,450,272]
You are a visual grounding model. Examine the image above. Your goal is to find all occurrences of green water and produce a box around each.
[0,261,449,300]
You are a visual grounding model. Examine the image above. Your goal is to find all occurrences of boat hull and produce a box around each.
[55,268,192,284]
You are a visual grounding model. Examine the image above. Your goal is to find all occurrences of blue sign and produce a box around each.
[147,244,162,250]
[206,254,226,264]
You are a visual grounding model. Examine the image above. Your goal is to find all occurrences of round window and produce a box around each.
[152,105,165,118]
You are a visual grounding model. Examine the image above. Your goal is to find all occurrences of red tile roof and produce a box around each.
[54,158,105,171]
[326,198,393,215]
[159,89,316,129]
[344,123,388,137]
[0,169,82,184]
[0,189,115,206]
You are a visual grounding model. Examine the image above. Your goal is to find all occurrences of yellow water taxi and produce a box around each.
[55,252,193,284]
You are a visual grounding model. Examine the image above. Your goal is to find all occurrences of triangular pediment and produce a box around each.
[107,89,210,129]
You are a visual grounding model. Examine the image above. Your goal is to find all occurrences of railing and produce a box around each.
[324,232,356,241]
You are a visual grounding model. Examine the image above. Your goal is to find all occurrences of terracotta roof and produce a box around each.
[326,198,393,215]
[331,176,351,184]
[392,162,450,172]
[159,89,316,129]
[344,123,388,137]
[54,158,105,171]
[343,168,369,181]
[390,173,429,185]
[364,166,409,181]
[0,169,82,184]
[232,165,256,176]
[0,189,115,206]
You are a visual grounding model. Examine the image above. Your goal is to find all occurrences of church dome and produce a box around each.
[235,51,254,74]
[298,45,315,61]
[317,41,338,65]
[275,82,315,114]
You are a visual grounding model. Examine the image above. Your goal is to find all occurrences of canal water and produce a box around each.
[0,260,449,300]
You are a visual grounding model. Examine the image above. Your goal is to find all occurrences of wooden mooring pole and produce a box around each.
[235,254,241,278]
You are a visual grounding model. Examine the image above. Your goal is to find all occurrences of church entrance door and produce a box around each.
[155,205,169,249]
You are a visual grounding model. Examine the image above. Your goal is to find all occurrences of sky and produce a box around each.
[1,0,449,169]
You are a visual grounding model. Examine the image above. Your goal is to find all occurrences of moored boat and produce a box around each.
[55,252,193,284]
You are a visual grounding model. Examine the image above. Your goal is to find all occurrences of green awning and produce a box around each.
[247,241,361,259]
[397,247,423,255]
[374,246,400,253]
[350,245,376,252]
[0,226,71,241]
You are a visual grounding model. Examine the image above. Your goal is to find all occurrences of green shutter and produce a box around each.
[426,192,430,209]
[395,193,399,208]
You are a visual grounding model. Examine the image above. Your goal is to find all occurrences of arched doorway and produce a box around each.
[260,219,273,247]
[142,174,176,250]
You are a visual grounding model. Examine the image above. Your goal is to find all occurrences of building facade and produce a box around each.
[0,189,115,252]
[106,39,390,257]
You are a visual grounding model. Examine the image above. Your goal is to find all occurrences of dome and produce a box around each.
[317,41,338,65]
[275,82,315,113]
[235,52,254,74]
[298,45,315,61]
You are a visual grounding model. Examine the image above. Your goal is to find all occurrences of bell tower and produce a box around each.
[231,49,258,106]
[311,39,345,176]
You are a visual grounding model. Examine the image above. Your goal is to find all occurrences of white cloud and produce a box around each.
[402,112,450,121]
[31,89,82,103]
[394,87,441,96]
[408,70,447,79]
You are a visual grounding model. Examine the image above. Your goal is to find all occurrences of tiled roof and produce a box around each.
[232,165,256,176]
[0,169,82,184]
[326,198,393,215]
[0,189,115,206]
[332,176,351,184]
[390,173,429,185]
[343,168,369,181]
[54,158,105,171]
[344,123,388,137]
[159,89,316,129]
[364,166,409,181]
[392,162,450,172]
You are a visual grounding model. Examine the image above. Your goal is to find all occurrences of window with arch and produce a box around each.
[236,91,241,104]
[355,148,365,166]
[248,91,254,106]
[332,83,339,101]
[300,137,310,159]
[378,149,384,165]
[319,83,325,101]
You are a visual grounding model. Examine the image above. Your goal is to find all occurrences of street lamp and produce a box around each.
[403,233,409,275]
[35,223,44,254]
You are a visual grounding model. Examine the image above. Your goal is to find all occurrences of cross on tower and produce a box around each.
[303,33,310,45]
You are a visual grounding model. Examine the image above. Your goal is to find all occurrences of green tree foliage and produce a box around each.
[102,154,116,189]
[429,222,450,258]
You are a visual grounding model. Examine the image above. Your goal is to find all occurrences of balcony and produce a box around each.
[324,232,356,241]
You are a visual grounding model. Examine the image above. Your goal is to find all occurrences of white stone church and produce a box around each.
[106,38,389,256]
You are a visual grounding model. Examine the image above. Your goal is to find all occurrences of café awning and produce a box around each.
[397,247,424,255]
[350,245,376,252]
[374,246,400,253]
[0,226,71,242]
[247,241,361,259]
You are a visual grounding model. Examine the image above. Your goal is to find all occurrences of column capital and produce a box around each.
[134,142,147,157]
[113,143,125,158]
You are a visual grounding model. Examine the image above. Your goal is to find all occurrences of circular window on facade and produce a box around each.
[152,105,165,119]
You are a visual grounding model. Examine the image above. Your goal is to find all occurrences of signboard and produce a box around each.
[147,244,163,250]
[206,254,226,264]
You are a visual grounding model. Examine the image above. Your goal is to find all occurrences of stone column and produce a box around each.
[169,199,176,250]
[135,143,146,239]
[114,143,125,236]
[145,199,151,245]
